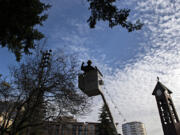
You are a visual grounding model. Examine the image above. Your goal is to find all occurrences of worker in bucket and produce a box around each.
[81,60,96,73]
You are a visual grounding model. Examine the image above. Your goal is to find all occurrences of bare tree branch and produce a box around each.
[0,48,91,135]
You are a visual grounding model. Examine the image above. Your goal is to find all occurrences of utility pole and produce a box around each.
[38,50,52,86]
[36,50,52,120]
[40,50,52,72]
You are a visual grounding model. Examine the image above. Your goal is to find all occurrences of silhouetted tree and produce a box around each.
[0,0,142,61]
[98,104,116,135]
[0,48,90,135]
[87,0,143,31]
[0,0,50,61]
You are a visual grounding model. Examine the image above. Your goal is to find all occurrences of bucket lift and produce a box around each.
[78,69,103,96]
[78,62,119,135]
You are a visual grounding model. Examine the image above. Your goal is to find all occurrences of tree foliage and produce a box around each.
[0,49,90,135]
[98,104,116,135]
[0,0,142,61]
[0,0,50,61]
[87,0,143,31]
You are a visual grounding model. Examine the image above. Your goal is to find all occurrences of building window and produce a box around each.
[84,125,87,135]
[95,125,99,135]
[73,125,77,135]
[78,125,82,135]
[61,125,64,135]
[89,125,94,135]
[56,125,59,135]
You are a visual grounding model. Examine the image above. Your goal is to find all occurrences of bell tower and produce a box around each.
[152,80,180,135]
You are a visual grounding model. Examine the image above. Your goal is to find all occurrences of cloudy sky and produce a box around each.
[1,0,180,134]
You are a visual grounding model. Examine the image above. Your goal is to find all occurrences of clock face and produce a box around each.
[156,89,162,96]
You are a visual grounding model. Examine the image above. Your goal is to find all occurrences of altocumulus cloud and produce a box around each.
[69,0,180,135]
[46,0,180,134]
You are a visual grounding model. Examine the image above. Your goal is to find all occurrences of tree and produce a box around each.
[0,0,50,61]
[0,0,142,61]
[0,48,90,135]
[98,104,116,135]
[87,0,143,31]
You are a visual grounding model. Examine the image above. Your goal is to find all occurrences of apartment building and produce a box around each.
[122,121,147,135]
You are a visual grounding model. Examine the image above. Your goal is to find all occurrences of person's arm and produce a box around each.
[81,62,84,70]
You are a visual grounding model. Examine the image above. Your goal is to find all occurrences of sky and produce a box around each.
[1,0,180,135]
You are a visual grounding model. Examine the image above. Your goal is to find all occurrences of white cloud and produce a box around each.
[44,1,180,134]
[74,0,180,135]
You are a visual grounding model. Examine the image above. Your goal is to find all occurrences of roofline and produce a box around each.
[123,121,144,125]
[44,121,99,125]
[152,81,172,95]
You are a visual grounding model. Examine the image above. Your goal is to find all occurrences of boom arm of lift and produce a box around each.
[99,90,119,135]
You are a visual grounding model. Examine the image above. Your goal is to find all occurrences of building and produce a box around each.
[26,117,100,135]
[43,121,99,135]
[152,81,180,135]
[122,121,147,135]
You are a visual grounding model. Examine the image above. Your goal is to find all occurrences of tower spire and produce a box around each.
[157,76,159,82]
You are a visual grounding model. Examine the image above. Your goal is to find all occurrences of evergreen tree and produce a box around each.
[0,0,142,61]
[0,0,50,61]
[87,0,143,31]
[98,104,116,135]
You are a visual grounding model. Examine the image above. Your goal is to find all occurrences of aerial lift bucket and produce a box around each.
[78,69,103,97]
